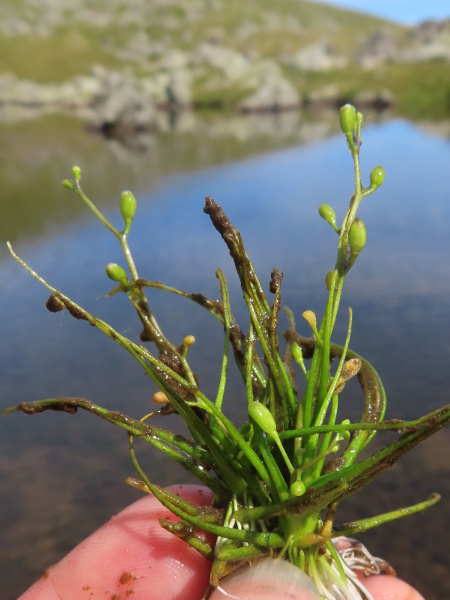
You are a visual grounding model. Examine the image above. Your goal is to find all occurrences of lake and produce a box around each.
[1,111,449,599]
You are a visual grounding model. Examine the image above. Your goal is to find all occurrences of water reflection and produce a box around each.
[1,116,449,599]
[0,109,386,253]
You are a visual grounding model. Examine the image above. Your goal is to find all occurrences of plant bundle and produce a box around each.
[5,105,449,600]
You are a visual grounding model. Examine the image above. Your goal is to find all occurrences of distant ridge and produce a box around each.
[0,0,448,125]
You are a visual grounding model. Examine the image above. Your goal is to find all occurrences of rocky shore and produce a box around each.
[0,0,448,138]
[0,60,395,137]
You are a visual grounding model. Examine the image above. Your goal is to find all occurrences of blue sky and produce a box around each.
[311,0,449,24]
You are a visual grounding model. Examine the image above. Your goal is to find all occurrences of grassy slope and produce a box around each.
[0,28,119,82]
[0,0,406,80]
[0,0,448,117]
[286,60,450,119]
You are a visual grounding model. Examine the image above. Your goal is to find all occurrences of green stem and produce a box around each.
[74,182,119,238]
[130,439,284,548]
[310,395,339,480]
[279,405,449,440]
[333,493,441,536]
[254,427,290,502]
[215,270,231,410]
[6,396,228,499]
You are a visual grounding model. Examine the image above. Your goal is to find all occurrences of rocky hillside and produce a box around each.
[0,0,449,133]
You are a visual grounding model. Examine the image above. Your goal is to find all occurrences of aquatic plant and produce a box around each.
[5,105,449,599]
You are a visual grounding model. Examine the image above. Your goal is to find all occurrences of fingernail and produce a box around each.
[210,558,321,599]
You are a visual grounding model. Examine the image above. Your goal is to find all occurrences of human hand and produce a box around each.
[19,484,425,600]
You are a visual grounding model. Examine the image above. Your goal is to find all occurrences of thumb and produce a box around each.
[209,558,321,600]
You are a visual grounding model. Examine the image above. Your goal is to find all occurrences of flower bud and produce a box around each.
[183,335,196,347]
[120,191,137,224]
[356,111,363,131]
[302,310,322,344]
[153,390,169,404]
[105,262,128,284]
[339,104,357,135]
[248,402,277,437]
[62,179,75,191]
[348,218,366,256]
[370,165,385,189]
[72,165,81,181]
[339,419,351,440]
[319,204,338,231]
[302,310,317,330]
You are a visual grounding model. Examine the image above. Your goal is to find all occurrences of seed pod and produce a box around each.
[325,271,334,291]
[292,342,303,363]
[341,357,362,381]
[370,165,385,189]
[105,262,128,284]
[248,401,277,437]
[336,359,362,393]
[120,191,137,224]
[46,294,65,313]
[319,204,338,230]
[339,104,357,135]
[348,218,366,256]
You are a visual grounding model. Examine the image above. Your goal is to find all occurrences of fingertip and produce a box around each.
[18,484,214,600]
[18,573,61,600]
[210,558,321,600]
[363,574,426,600]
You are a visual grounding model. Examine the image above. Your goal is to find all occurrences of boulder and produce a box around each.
[287,42,347,71]
[399,43,450,62]
[141,69,192,108]
[353,89,395,109]
[357,31,399,68]
[194,43,250,80]
[87,68,157,138]
[237,62,300,112]
[305,85,340,108]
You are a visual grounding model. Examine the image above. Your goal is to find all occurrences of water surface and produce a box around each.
[1,114,449,599]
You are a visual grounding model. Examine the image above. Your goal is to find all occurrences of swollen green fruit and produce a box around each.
[105,262,128,284]
[370,165,385,189]
[291,342,303,363]
[120,191,137,225]
[348,218,367,256]
[248,401,277,437]
[249,402,296,481]
[290,479,306,497]
[339,104,357,135]
[319,204,338,231]
[325,271,334,291]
